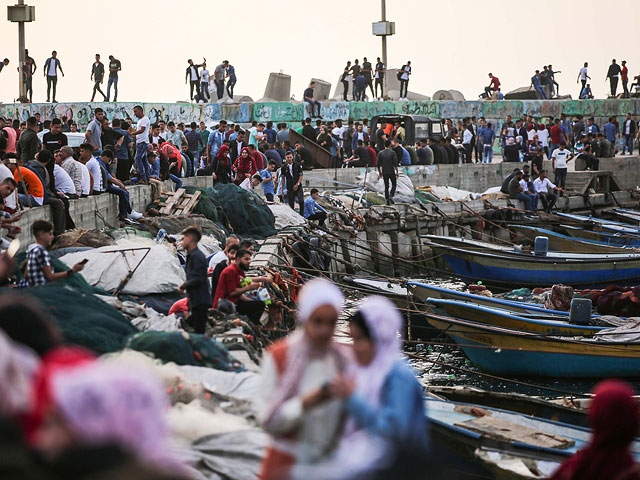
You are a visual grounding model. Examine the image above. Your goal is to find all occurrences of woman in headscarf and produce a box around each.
[213,144,231,184]
[232,147,257,185]
[327,296,429,479]
[258,278,351,480]
[34,362,190,480]
[160,142,183,180]
[550,379,640,480]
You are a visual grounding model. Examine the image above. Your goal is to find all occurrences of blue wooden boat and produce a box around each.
[556,212,640,235]
[425,238,640,287]
[426,313,640,378]
[425,298,606,336]
[560,224,640,247]
[510,225,635,253]
[406,281,550,314]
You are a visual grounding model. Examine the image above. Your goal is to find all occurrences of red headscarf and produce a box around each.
[234,147,257,176]
[216,144,230,167]
[550,379,639,480]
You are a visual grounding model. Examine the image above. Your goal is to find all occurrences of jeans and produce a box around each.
[287,186,304,216]
[526,193,539,211]
[46,75,57,101]
[539,191,557,213]
[265,192,274,202]
[169,174,183,188]
[623,80,629,98]
[215,80,224,100]
[135,142,150,182]
[580,80,586,98]
[305,99,321,117]
[189,80,201,100]
[399,80,409,98]
[610,77,618,97]
[341,80,349,101]
[107,77,118,101]
[201,82,209,102]
[375,78,384,98]
[482,144,493,163]
[355,88,365,101]
[18,194,39,208]
[555,167,567,188]
[513,192,533,211]
[226,78,236,99]
[24,76,33,102]
[106,184,132,218]
[534,85,546,99]
[624,134,634,154]
[382,173,397,201]
[548,143,558,159]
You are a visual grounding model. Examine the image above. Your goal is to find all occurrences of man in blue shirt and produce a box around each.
[529,70,546,99]
[207,121,227,162]
[304,188,328,226]
[260,160,277,202]
[476,119,495,163]
[225,62,237,99]
[264,121,277,144]
[603,117,618,154]
[111,118,133,181]
[98,149,142,222]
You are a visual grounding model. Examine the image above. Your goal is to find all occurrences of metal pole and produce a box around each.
[17,0,26,102]
[381,0,388,97]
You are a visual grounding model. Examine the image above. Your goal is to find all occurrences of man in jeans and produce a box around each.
[551,142,573,191]
[130,105,151,183]
[214,61,228,100]
[303,82,322,118]
[508,170,533,211]
[477,119,495,163]
[106,55,121,102]
[622,114,637,155]
[44,51,64,103]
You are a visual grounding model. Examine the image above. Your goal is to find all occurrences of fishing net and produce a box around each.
[134,215,227,244]
[183,184,277,239]
[125,331,245,371]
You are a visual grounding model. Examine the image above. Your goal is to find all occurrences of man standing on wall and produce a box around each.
[374,57,385,100]
[362,57,375,100]
[399,61,411,100]
[106,55,121,102]
[577,62,590,98]
[90,54,107,102]
[606,59,622,97]
[44,51,64,103]
[21,49,36,103]
[214,60,228,100]
[621,60,630,98]
[185,58,205,101]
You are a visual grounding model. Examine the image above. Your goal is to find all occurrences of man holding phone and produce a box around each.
[18,220,85,288]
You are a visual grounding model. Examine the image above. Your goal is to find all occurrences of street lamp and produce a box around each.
[372,0,395,95]
[7,1,35,103]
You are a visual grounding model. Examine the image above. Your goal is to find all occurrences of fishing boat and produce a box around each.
[425,299,606,336]
[608,208,640,225]
[407,281,549,314]
[425,238,640,287]
[555,212,640,235]
[427,386,589,428]
[474,447,560,479]
[509,225,635,254]
[426,313,640,378]
[342,276,410,310]
[559,224,640,247]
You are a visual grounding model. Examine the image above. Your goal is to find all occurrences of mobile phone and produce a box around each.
[80,258,89,265]
[6,239,20,259]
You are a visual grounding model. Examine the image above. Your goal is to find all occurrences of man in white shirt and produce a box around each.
[0,161,17,210]
[44,50,64,103]
[577,62,591,98]
[519,173,539,212]
[79,144,104,193]
[462,124,474,163]
[551,142,574,190]
[533,170,563,214]
[131,105,151,183]
[200,63,210,102]
[209,234,240,271]
[240,174,262,191]
[53,163,76,197]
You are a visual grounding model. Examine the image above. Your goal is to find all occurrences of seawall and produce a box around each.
[1,99,639,129]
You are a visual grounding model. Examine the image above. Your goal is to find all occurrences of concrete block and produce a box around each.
[595,99,636,117]
[439,101,482,119]
[253,102,305,123]
[482,100,523,119]
[310,79,331,101]
[561,100,598,116]
[504,87,539,100]
[395,101,440,117]
[319,102,349,121]
[522,100,562,119]
[259,72,291,102]
[349,101,396,121]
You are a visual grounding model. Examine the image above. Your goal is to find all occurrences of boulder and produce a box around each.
[504,87,540,100]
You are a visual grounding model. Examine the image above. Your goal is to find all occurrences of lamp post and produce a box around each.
[372,0,395,97]
[7,1,35,103]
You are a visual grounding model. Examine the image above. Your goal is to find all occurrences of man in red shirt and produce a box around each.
[213,248,272,324]
[484,73,500,98]
[621,60,629,98]
[366,141,377,167]
[549,119,564,158]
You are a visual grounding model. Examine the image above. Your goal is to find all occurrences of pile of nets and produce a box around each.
[126,331,245,371]
[185,184,277,239]
[136,216,227,244]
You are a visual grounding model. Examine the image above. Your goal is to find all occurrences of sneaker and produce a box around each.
[124,217,139,225]
[128,210,143,220]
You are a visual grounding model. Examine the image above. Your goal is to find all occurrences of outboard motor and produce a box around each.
[534,236,548,257]
[569,298,592,325]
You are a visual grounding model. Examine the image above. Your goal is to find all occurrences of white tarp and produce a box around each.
[268,203,307,229]
[360,171,415,198]
[60,240,185,295]
[429,186,482,201]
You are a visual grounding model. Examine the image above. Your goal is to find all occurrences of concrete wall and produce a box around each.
[11,177,215,247]
[2,99,640,128]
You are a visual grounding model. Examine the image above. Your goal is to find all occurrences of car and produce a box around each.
[37,130,88,150]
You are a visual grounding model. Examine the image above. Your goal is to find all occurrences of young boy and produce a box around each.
[260,160,276,202]
[178,226,210,334]
[240,173,262,192]
[19,220,85,287]
[304,188,328,226]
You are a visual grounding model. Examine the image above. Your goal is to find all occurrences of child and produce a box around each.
[240,173,262,192]
[178,226,210,333]
[19,220,85,287]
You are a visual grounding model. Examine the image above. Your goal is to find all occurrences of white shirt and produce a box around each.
[200,69,209,83]
[625,120,632,135]
[519,179,528,192]
[552,148,571,169]
[47,58,57,76]
[536,129,549,147]
[53,164,76,195]
[534,177,556,194]
[208,250,229,271]
[79,162,91,195]
[85,157,103,192]
[463,129,473,144]
[527,129,536,142]
[135,116,150,144]
[401,65,411,81]
[0,163,16,209]
[240,177,253,191]
[189,65,198,81]
[579,67,588,81]
[332,126,344,140]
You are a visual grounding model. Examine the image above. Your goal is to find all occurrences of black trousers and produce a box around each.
[237,299,265,325]
[287,186,304,216]
[463,143,473,163]
[382,173,397,201]
[189,304,209,334]
[46,75,58,101]
[116,156,130,181]
[92,80,106,100]
[610,77,619,97]
[307,212,327,226]
[189,80,201,100]
[366,77,375,97]
[375,78,384,98]
[59,195,75,230]
[341,80,349,101]
[399,80,409,98]
[539,192,557,213]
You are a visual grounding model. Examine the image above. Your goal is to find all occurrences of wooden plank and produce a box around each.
[159,189,185,215]
[177,190,201,215]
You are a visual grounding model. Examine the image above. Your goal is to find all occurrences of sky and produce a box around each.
[0,0,639,104]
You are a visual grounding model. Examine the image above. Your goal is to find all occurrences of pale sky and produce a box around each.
[0,0,638,104]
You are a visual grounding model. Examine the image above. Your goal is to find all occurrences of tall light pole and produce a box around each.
[8,1,35,102]
[372,0,394,96]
